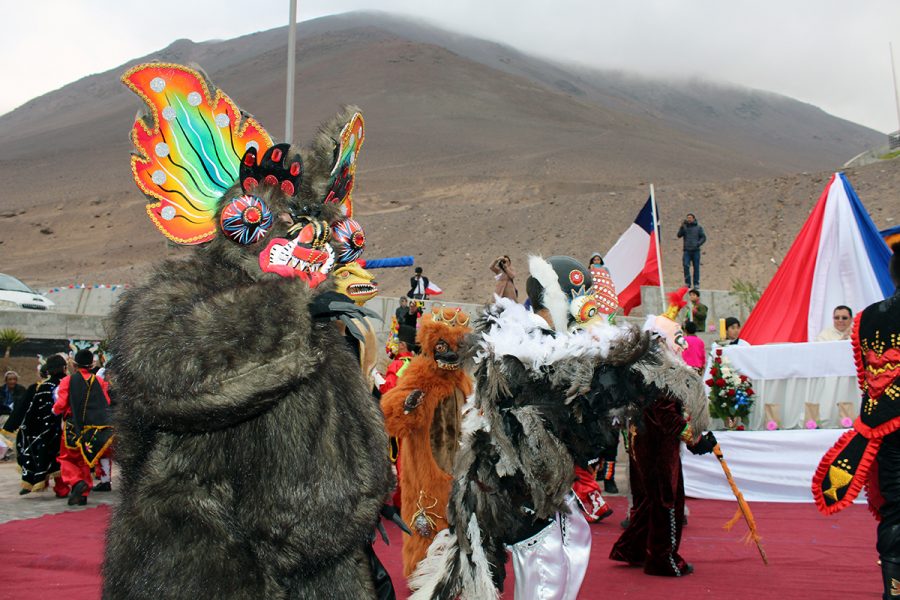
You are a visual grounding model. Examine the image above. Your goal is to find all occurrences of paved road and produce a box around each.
[0,460,119,524]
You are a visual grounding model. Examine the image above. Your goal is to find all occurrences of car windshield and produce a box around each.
[0,274,35,294]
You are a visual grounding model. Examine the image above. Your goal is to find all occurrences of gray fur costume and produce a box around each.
[103,75,392,598]
[409,299,707,599]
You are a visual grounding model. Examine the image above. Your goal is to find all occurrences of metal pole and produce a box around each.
[649,184,666,311]
[285,0,297,144]
[890,43,900,132]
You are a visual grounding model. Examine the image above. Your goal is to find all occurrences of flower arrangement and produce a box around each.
[706,348,755,426]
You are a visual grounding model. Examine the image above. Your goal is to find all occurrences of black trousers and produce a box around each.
[877,431,900,599]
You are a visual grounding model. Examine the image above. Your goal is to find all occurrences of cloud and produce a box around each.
[3,0,899,132]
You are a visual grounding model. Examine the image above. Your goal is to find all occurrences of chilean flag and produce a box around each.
[742,173,893,345]
[604,198,659,315]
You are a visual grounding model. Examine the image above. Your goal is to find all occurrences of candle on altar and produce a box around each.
[719,318,726,340]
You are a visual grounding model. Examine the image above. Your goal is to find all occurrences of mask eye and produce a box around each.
[435,341,449,353]
[220,195,273,245]
[569,295,599,324]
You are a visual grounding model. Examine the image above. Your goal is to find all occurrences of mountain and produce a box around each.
[0,11,893,305]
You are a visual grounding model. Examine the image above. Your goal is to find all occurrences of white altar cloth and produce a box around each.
[681,429,864,503]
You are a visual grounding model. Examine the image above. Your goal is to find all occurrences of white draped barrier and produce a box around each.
[681,429,865,503]
[708,340,860,430]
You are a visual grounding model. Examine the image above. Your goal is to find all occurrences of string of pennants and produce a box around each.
[44,284,130,293]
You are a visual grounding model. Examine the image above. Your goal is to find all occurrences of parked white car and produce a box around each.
[0,273,54,310]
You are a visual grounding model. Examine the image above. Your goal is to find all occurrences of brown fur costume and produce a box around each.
[103,65,392,599]
[381,308,473,577]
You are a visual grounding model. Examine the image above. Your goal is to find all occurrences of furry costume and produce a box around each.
[381,307,473,576]
[102,63,392,599]
[409,256,709,599]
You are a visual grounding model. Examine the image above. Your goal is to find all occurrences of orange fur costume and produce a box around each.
[381,307,473,577]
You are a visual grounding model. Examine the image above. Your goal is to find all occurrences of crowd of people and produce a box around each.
[1,349,113,504]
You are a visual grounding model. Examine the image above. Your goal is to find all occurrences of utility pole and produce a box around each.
[285,0,298,144]
[890,43,900,148]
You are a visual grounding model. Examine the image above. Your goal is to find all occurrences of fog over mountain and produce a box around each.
[0,11,894,302]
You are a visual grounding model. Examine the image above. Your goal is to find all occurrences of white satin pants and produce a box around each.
[507,493,592,600]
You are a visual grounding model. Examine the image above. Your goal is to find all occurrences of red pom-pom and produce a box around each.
[280,181,295,196]
[263,174,278,186]
[242,177,258,192]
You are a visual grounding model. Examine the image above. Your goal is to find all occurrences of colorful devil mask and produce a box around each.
[123,62,373,289]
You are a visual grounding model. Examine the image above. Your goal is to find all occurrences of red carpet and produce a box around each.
[3,497,880,599]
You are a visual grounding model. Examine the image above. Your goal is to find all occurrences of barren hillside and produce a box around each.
[0,12,892,304]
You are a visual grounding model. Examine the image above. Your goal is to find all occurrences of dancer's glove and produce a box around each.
[688,432,718,455]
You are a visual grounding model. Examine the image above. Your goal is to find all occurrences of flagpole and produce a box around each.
[650,184,666,311]
[285,0,298,144]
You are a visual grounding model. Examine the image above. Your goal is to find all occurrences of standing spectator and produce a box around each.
[490,255,518,301]
[395,297,409,324]
[407,267,429,300]
[1,371,25,416]
[677,213,707,288]
[681,321,706,373]
[401,300,423,328]
[687,289,708,331]
[815,305,853,341]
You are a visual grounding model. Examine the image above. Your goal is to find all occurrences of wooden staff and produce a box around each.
[713,444,769,565]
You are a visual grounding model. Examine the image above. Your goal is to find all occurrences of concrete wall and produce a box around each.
[0,309,106,341]
[40,287,127,316]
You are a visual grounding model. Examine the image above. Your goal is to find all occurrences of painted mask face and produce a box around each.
[433,338,461,370]
[259,220,335,287]
[332,261,378,305]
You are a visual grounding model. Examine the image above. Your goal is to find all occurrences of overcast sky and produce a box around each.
[4,0,899,132]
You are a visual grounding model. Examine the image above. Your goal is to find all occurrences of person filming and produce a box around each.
[490,255,518,301]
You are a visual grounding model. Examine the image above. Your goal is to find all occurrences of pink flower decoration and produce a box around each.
[805,419,818,430]
[765,420,778,431]
[840,417,853,428]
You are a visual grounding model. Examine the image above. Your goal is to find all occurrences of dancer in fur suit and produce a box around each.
[382,306,473,577]
[103,63,392,599]
[410,255,704,600]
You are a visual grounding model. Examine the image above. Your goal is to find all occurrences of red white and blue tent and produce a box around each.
[604,198,659,315]
[742,172,893,345]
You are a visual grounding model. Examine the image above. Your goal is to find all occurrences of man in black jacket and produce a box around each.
[408,266,430,299]
[677,213,707,288]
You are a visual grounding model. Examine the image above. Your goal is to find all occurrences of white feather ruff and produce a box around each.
[476,298,632,374]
